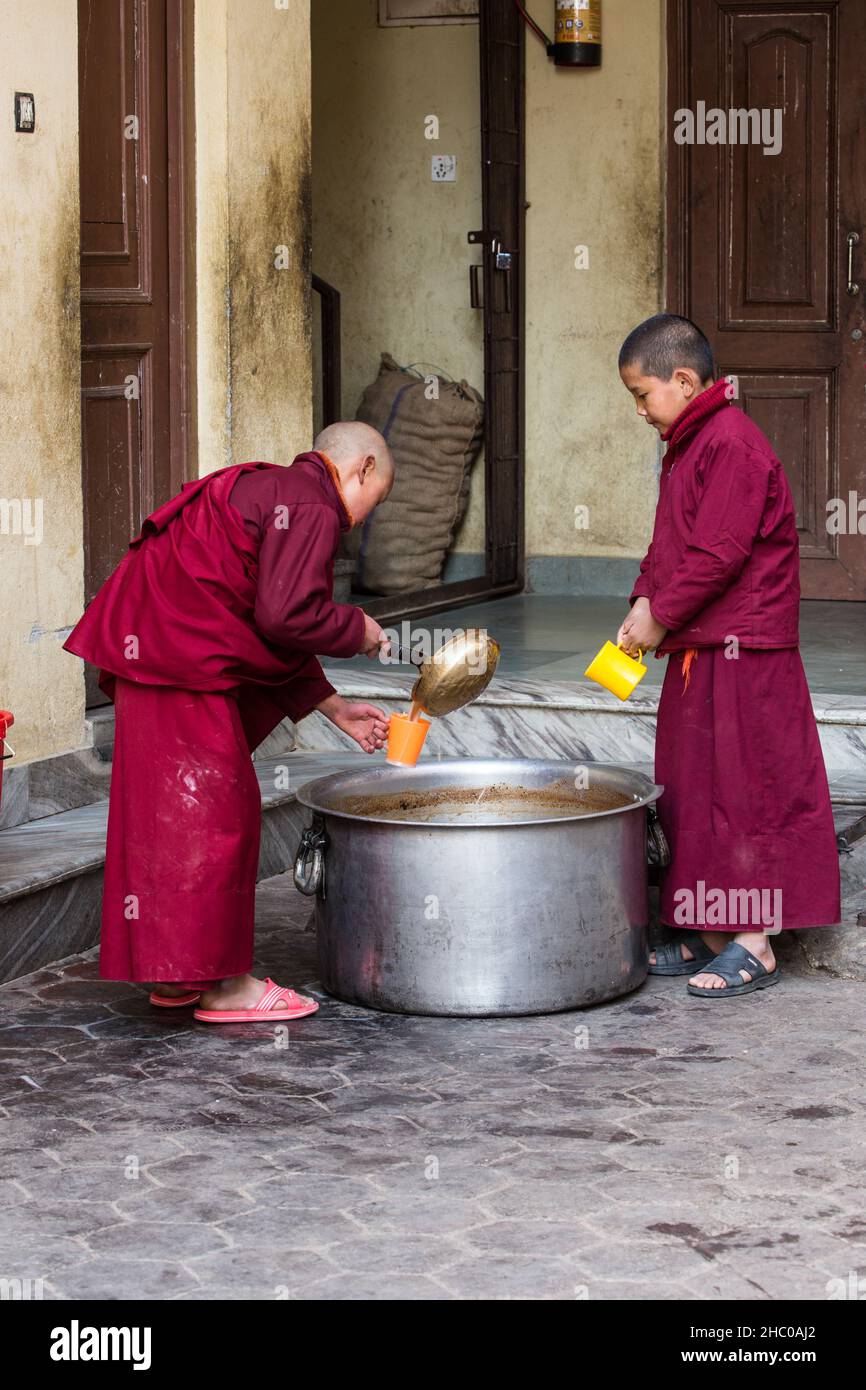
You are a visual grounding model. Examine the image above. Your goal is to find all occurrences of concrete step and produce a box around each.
[305,668,866,783]
[68,669,866,781]
[0,750,367,984]
[13,671,862,834]
[2,742,865,985]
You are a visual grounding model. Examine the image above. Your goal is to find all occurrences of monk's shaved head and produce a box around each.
[313,420,394,524]
[314,421,394,483]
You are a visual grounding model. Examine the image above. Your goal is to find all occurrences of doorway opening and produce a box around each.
[311,0,525,628]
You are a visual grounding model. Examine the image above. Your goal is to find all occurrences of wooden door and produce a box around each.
[78,0,192,701]
[668,0,866,599]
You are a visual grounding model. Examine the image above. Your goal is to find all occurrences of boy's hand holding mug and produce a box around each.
[617,597,667,658]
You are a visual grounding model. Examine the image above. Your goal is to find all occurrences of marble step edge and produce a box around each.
[321,668,866,723]
[1,746,864,908]
[82,672,866,725]
[0,750,367,907]
[5,674,854,836]
[0,708,299,834]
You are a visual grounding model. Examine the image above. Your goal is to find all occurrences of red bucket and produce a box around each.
[0,710,14,811]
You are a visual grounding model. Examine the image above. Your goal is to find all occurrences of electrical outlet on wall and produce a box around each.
[431,155,457,182]
[14,93,35,133]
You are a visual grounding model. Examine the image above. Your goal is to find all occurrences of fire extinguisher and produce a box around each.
[515,1,603,69]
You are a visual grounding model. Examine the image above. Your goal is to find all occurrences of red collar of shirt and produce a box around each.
[661,377,731,453]
[297,451,355,530]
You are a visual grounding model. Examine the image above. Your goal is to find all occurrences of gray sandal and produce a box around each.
[648,930,715,976]
[687,942,780,998]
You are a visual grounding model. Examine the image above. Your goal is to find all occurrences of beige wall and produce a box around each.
[312,0,664,564]
[311,0,485,553]
[0,1,314,767]
[524,0,664,560]
[0,1,84,765]
[196,0,313,473]
[0,0,662,767]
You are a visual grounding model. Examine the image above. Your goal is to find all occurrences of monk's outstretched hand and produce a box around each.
[320,695,390,753]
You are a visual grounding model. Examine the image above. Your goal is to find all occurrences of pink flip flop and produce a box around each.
[150,989,202,1009]
[193,978,319,1024]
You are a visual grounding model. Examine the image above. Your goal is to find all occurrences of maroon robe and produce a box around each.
[64,453,365,981]
[632,381,840,932]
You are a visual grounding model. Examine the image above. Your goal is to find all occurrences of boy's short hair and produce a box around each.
[619,314,715,384]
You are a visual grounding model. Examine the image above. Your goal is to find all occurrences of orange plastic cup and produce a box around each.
[386,711,431,766]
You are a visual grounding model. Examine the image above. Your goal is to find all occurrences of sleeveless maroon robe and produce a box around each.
[64,455,365,981]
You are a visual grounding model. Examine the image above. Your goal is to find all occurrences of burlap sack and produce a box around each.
[347,354,484,594]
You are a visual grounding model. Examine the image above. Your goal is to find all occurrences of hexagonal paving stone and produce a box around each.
[1,869,865,1300]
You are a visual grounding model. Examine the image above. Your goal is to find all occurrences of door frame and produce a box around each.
[361,0,525,624]
[78,0,197,501]
[165,0,197,491]
[664,0,690,324]
[78,0,196,706]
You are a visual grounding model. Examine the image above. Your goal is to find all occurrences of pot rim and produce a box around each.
[295,758,664,829]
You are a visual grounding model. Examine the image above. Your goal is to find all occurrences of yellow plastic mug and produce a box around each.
[386,711,432,766]
[584,640,647,701]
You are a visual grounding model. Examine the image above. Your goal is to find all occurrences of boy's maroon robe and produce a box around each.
[631,380,840,932]
[64,453,365,981]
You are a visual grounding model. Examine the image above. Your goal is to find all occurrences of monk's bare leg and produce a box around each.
[151,983,199,999]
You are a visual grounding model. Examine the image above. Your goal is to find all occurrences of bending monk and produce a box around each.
[64,422,394,1023]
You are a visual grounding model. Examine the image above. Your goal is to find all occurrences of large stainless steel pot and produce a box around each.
[294,759,666,1017]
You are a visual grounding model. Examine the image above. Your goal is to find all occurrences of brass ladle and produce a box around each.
[393,631,501,719]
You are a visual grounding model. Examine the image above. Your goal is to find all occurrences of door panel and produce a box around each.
[668,0,866,599]
[722,10,833,329]
[734,373,831,559]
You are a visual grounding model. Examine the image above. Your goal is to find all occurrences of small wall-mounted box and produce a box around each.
[14,93,35,132]
[432,155,457,182]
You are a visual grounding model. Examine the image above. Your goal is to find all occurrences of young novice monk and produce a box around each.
[617,314,840,998]
[65,422,394,1023]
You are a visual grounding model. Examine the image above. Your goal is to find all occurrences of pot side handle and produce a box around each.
[293,816,328,898]
[646,804,670,868]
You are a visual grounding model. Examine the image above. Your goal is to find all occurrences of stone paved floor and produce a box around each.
[1,875,864,1302]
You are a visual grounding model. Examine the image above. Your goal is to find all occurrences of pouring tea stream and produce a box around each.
[386,631,501,765]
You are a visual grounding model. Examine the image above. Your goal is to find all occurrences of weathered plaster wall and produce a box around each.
[0,1,314,766]
[195,0,313,475]
[0,1,85,764]
[524,0,664,561]
[311,0,485,554]
[194,0,231,472]
[312,0,664,566]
